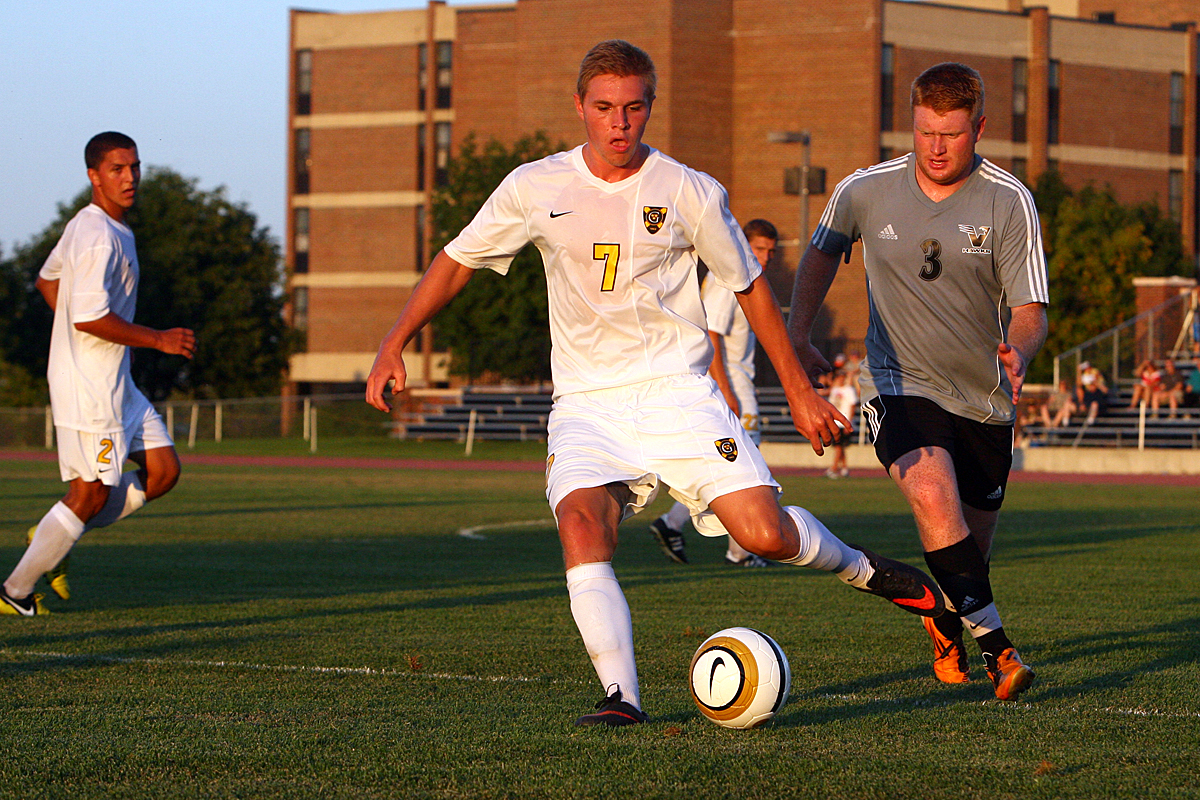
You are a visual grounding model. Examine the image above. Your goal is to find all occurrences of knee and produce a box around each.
[726,508,793,560]
[67,482,111,522]
[143,454,181,501]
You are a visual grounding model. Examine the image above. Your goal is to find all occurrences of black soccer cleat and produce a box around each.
[575,689,648,727]
[850,545,945,618]
[649,519,688,564]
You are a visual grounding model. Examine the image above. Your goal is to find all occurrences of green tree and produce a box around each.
[430,132,564,383]
[1030,171,1191,381]
[0,169,290,400]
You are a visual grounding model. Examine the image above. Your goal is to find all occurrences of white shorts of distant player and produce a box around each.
[545,373,779,537]
[55,401,172,486]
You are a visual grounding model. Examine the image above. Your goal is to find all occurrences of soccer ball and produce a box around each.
[689,627,791,729]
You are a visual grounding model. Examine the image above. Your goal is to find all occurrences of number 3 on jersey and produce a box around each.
[593,243,620,292]
[919,238,942,282]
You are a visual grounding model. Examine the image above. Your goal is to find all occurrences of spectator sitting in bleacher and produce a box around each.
[1153,360,1183,419]
[1040,378,1077,429]
[1128,359,1161,410]
[1077,362,1108,424]
[1182,358,1200,414]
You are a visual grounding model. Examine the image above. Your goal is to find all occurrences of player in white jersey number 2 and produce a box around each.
[1,133,195,617]
[366,41,944,726]
[649,219,778,568]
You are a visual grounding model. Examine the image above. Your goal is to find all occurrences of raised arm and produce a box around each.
[74,314,195,359]
[786,243,842,384]
[735,273,849,455]
[365,249,476,412]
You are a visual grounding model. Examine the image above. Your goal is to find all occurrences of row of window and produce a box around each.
[295,42,451,116]
[881,45,1184,154]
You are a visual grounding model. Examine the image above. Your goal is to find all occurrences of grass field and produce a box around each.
[1,445,1198,799]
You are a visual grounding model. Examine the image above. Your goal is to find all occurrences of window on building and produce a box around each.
[1012,58,1028,143]
[294,128,311,195]
[1094,11,1116,23]
[435,122,451,187]
[1048,60,1061,145]
[1170,72,1185,155]
[436,41,452,109]
[293,208,310,274]
[292,287,308,351]
[417,123,426,191]
[295,49,312,116]
[1169,169,1183,222]
[879,147,894,163]
[880,43,894,132]
[1011,158,1027,185]
[418,43,428,110]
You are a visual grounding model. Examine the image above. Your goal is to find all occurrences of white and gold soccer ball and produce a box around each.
[689,627,791,729]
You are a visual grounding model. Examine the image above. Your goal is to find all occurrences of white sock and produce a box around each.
[661,502,690,531]
[725,536,752,561]
[5,502,85,598]
[779,506,872,588]
[962,602,1004,639]
[566,562,640,709]
[84,472,146,531]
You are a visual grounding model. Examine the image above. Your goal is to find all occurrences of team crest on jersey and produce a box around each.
[714,438,738,462]
[958,224,992,254]
[643,206,668,234]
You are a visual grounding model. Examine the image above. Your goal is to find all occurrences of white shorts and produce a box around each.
[56,404,173,485]
[545,374,778,537]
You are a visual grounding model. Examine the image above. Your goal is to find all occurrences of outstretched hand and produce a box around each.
[365,346,407,412]
[157,328,196,360]
[998,342,1027,404]
[787,385,852,457]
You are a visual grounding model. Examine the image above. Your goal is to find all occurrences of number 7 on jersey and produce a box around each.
[593,243,620,292]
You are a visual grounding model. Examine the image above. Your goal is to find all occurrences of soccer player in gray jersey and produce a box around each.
[788,63,1048,701]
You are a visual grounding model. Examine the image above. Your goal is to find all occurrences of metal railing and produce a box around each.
[1052,292,1191,388]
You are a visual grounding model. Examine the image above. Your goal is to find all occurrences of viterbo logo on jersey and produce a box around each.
[877,224,899,240]
[958,224,992,254]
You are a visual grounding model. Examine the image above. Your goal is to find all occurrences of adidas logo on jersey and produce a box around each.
[877,224,898,240]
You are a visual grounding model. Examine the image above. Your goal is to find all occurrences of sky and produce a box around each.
[1,1,462,257]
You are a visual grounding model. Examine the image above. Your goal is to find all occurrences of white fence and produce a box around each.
[0,390,462,452]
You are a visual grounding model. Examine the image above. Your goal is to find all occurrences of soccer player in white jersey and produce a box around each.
[1,132,195,616]
[367,41,943,726]
[649,219,777,568]
[789,63,1048,701]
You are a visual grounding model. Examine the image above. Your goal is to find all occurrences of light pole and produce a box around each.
[768,130,812,251]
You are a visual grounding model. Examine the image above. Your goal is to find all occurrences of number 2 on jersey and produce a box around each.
[593,243,620,292]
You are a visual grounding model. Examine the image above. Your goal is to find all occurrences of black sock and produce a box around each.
[923,536,994,617]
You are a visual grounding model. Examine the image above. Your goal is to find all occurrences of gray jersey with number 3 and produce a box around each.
[812,153,1048,424]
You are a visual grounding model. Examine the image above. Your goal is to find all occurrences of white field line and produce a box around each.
[817,693,1200,720]
[457,518,555,540]
[0,648,583,686]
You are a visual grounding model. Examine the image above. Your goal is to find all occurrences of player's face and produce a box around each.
[88,146,141,220]
[747,236,776,269]
[912,105,983,194]
[575,73,653,178]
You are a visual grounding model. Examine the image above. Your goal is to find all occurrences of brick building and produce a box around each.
[286,0,1200,390]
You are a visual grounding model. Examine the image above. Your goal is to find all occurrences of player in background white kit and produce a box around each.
[649,219,777,568]
[1,132,195,616]
[366,41,944,726]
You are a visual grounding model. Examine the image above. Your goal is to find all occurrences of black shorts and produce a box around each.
[863,395,1014,512]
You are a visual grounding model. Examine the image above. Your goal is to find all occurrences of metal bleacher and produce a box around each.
[1023,360,1200,449]
[402,388,553,441]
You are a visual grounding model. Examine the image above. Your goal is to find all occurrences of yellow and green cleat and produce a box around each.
[26,525,70,600]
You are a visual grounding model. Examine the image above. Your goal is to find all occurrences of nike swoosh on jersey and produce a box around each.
[893,585,939,612]
[549,210,573,218]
